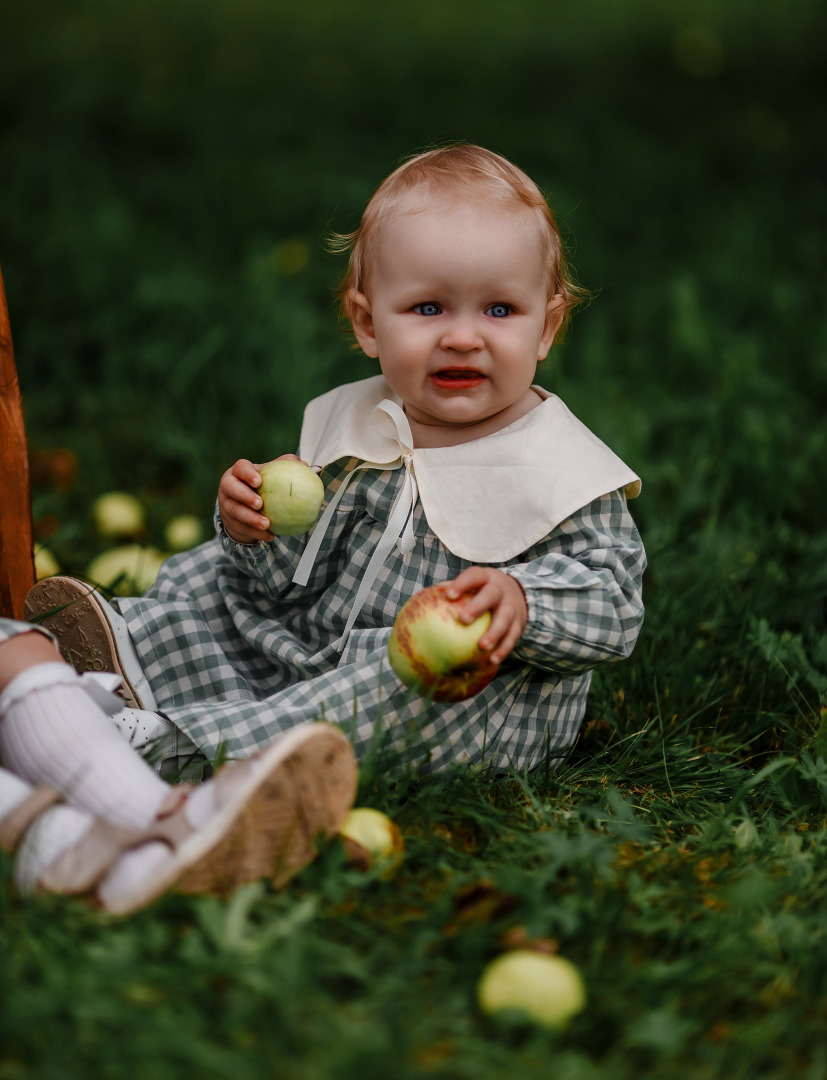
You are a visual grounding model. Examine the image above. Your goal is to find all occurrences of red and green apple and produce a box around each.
[387,582,499,702]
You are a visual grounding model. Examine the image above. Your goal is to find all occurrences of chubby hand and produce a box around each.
[444,566,529,665]
[218,454,303,544]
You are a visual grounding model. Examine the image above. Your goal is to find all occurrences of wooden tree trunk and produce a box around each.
[0,263,35,619]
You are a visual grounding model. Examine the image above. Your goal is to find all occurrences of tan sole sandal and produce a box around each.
[100,721,357,915]
[1,724,357,913]
[24,576,153,708]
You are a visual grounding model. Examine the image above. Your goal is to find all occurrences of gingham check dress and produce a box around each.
[1,405,645,776]
[110,455,645,774]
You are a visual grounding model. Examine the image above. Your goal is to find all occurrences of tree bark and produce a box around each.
[0,263,35,619]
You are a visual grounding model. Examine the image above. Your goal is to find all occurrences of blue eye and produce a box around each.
[413,302,441,316]
[486,304,511,318]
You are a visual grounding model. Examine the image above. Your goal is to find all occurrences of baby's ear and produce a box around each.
[538,294,567,358]
[348,291,379,358]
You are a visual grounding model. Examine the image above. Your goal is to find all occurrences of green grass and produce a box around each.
[3,741,826,1079]
[1,1,826,1076]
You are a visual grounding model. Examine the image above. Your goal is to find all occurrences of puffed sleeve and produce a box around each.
[506,490,645,677]
[215,502,307,595]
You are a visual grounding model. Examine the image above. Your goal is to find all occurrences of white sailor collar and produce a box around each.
[299,374,641,564]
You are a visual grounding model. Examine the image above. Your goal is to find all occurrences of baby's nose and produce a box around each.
[439,316,483,351]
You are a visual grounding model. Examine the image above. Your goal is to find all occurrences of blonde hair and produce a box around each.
[332,144,587,340]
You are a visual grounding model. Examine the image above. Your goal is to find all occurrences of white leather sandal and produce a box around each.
[0,783,142,897]
[1,722,357,915]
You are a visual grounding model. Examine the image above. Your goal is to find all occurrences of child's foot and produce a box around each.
[111,721,359,911]
[0,772,134,896]
[24,576,155,709]
[108,704,178,753]
[2,723,357,914]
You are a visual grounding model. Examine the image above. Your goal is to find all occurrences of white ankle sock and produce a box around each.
[1,765,185,906]
[97,842,174,908]
[15,804,95,895]
[17,813,173,903]
[0,663,169,830]
[0,764,93,895]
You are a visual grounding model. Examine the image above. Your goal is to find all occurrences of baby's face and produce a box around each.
[351,197,561,445]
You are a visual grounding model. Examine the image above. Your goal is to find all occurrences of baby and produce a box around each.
[2,145,645,905]
[201,143,644,771]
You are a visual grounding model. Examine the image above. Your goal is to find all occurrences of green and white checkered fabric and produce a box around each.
[1,459,644,775]
[104,458,646,774]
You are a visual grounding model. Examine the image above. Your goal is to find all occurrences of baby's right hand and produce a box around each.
[218,458,275,544]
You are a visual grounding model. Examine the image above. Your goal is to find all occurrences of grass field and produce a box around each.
[1,1,826,1076]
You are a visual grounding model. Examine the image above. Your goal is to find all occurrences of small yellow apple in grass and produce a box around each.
[86,544,167,596]
[92,492,145,538]
[388,583,499,702]
[477,950,586,1029]
[257,459,324,536]
[338,808,404,874]
[34,544,60,580]
[164,514,204,552]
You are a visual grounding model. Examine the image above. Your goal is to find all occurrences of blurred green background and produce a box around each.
[2,7,827,1076]
[1,0,825,684]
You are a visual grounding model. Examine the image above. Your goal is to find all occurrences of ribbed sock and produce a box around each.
[0,663,169,830]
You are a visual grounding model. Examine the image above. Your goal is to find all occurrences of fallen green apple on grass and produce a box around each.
[164,513,204,552]
[477,950,586,1029]
[33,543,60,581]
[86,544,167,596]
[387,582,499,702]
[257,459,325,536]
[92,491,146,539]
[338,807,404,874]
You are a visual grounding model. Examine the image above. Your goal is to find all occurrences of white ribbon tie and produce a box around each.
[292,400,418,648]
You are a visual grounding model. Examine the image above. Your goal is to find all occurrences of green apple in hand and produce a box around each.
[257,459,324,536]
[387,582,499,702]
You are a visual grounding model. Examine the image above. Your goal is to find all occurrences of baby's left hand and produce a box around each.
[444,567,528,665]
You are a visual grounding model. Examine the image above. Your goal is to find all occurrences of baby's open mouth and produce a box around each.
[431,369,486,387]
